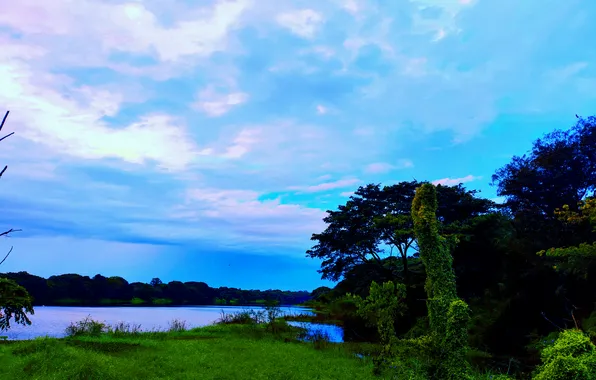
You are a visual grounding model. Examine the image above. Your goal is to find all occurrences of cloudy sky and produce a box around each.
[0,0,593,291]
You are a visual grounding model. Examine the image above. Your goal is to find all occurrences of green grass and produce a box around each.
[0,323,379,380]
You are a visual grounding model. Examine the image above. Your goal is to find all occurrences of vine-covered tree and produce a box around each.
[411,183,470,379]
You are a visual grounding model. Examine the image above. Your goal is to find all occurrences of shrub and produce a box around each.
[533,329,596,380]
[130,297,146,305]
[65,316,107,337]
[217,309,265,325]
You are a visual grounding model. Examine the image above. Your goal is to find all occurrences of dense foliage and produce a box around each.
[0,272,311,307]
[306,116,596,378]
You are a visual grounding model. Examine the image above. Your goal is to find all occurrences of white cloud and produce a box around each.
[432,175,482,186]
[409,0,476,41]
[194,85,249,117]
[316,105,328,114]
[340,191,354,197]
[365,160,413,174]
[290,178,360,193]
[0,57,202,171]
[339,0,362,15]
[169,187,327,244]
[222,129,261,159]
[276,9,324,39]
[0,0,252,63]
[365,162,393,174]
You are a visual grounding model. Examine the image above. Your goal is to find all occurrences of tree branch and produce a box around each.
[0,132,15,143]
[0,229,22,238]
[0,110,21,267]
[0,110,9,132]
[0,246,13,267]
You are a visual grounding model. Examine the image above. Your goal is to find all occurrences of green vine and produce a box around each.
[412,183,471,379]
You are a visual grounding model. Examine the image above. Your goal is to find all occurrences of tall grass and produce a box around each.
[64,315,188,338]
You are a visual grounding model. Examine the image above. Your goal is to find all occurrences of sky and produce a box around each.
[0,0,594,291]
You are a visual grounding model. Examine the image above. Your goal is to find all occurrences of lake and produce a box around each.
[2,306,344,343]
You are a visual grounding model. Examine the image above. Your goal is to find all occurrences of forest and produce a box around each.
[0,272,311,306]
[302,115,596,377]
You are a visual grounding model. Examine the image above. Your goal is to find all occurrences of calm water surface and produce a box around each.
[3,306,343,342]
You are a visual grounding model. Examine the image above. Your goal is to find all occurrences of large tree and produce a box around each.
[492,115,596,251]
[306,180,496,283]
[484,115,596,357]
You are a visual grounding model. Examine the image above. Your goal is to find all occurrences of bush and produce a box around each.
[65,316,107,337]
[533,329,596,380]
[217,309,265,325]
[130,297,146,305]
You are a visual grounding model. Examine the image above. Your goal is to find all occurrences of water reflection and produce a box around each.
[287,321,344,343]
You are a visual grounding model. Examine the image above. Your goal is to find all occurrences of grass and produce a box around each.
[0,312,514,379]
[0,318,379,380]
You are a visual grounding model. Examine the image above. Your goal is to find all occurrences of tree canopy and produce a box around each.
[306,181,496,282]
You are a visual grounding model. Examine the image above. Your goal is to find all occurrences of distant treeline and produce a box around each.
[0,272,312,306]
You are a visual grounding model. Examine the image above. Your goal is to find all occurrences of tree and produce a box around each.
[150,278,163,287]
[0,110,34,331]
[306,181,495,283]
[310,286,332,301]
[538,196,596,275]
[485,116,596,356]
[492,115,596,251]
[411,183,470,379]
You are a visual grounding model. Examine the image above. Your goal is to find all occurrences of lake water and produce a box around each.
[2,306,344,343]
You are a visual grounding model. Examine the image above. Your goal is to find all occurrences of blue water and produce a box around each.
[287,321,344,343]
[1,306,344,342]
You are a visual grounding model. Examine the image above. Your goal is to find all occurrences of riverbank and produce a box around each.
[0,322,378,379]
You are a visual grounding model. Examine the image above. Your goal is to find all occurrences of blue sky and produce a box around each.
[0,0,594,291]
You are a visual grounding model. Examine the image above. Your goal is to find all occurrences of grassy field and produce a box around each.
[0,323,379,380]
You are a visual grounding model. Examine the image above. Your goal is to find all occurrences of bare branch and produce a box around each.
[0,229,22,238]
[0,246,13,267]
[0,110,9,132]
[0,132,15,143]
[0,110,21,267]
